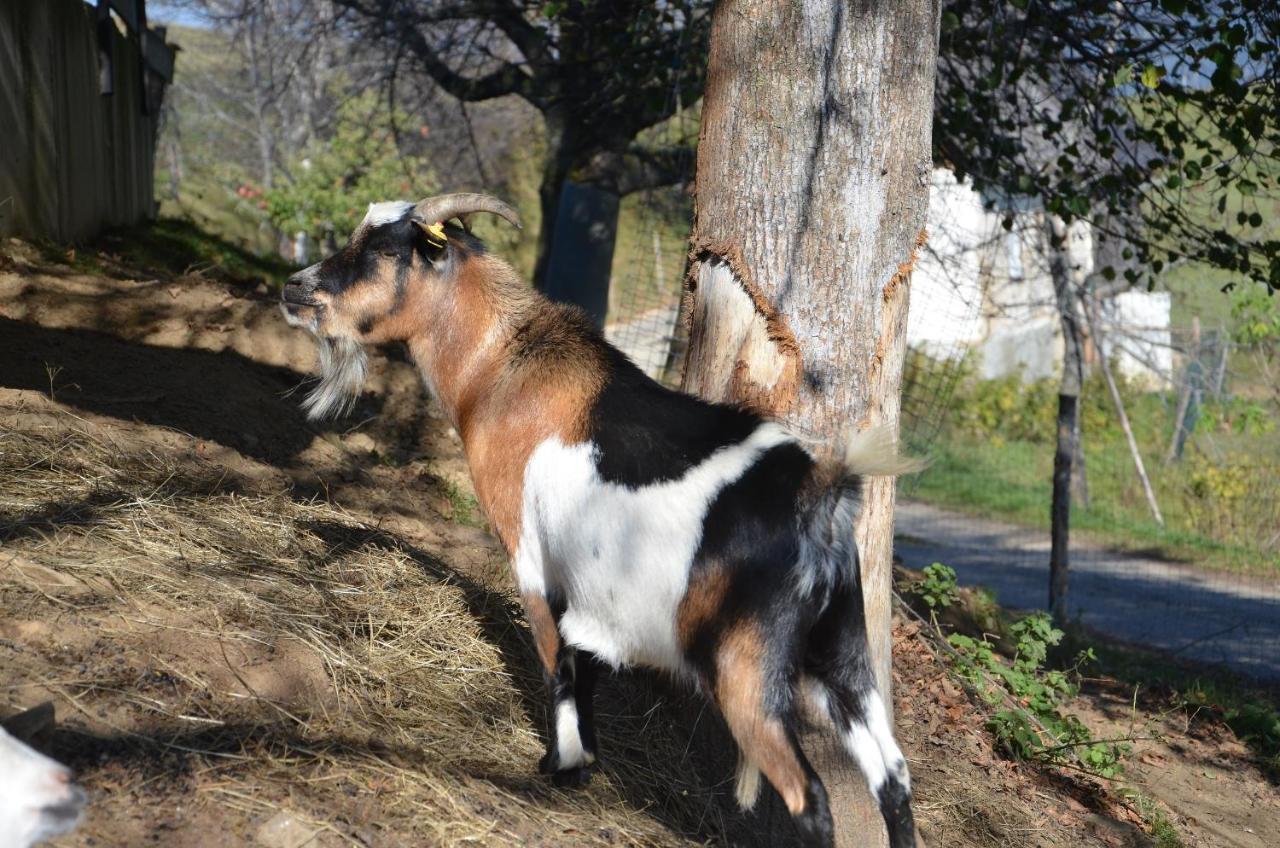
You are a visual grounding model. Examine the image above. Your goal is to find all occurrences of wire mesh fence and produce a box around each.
[603,186,691,386]
[604,178,1280,683]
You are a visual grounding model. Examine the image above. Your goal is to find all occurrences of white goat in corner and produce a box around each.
[0,723,87,847]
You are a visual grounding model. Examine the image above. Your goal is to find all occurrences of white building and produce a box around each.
[908,168,1171,387]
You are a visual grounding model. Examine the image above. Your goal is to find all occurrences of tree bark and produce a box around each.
[1047,214,1082,626]
[682,2,939,845]
[531,114,576,291]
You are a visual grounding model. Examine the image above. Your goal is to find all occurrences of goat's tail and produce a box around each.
[789,424,919,847]
[839,424,927,481]
[795,425,924,599]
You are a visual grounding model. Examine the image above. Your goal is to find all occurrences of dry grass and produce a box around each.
[0,410,727,846]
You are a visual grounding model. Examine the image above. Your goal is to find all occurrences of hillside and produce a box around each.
[0,228,1275,846]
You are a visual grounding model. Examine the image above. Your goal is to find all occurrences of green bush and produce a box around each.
[905,345,1280,571]
[264,92,438,244]
[948,612,1128,777]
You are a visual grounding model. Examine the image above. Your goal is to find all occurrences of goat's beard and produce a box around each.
[302,335,367,421]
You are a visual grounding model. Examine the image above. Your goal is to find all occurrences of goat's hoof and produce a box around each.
[550,764,594,788]
[540,749,596,787]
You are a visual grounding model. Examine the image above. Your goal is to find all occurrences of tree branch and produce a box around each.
[575,145,694,195]
[332,0,537,102]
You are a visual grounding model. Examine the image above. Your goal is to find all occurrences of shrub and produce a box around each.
[264,92,438,245]
[948,612,1129,777]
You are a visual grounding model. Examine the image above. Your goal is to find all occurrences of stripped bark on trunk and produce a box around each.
[682,1,940,844]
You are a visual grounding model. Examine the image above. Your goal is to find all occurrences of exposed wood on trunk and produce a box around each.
[682,1,940,844]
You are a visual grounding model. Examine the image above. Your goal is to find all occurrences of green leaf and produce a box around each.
[1141,64,1164,89]
[1112,66,1133,87]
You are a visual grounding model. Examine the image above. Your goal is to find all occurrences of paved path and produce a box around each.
[894,501,1280,681]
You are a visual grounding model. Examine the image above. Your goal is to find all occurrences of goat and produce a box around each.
[280,193,918,847]
[0,723,87,847]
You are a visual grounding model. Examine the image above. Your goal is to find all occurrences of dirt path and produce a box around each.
[895,501,1280,681]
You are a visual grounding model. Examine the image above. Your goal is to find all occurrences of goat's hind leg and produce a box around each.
[522,592,597,786]
[711,620,834,847]
[807,588,916,847]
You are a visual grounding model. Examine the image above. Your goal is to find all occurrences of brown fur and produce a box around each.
[676,565,730,651]
[522,591,562,674]
[714,621,811,815]
[390,245,609,554]
[316,232,610,555]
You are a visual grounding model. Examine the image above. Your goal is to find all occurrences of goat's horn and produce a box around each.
[412,193,522,230]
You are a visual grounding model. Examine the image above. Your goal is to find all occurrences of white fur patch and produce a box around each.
[516,423,795,673]
[844,720,888,793]
[302,335,368,421]
[361,200,414,228]
[862,690,910,790]
[842,690,910,795]
[554,700,592,768]
[735,755,762,810]
[841,425,926,477]
[0,726,86,848]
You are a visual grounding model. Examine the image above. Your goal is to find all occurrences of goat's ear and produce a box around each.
[411,218,450,267]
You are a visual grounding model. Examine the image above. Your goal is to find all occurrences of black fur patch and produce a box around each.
[683,442,816,699]
[695,442,814,568]
[588,348,760,487]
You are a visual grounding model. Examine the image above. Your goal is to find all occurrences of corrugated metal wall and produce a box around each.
[0,0,161,243]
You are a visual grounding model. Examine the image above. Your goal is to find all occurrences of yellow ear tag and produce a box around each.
[424,221,448,247]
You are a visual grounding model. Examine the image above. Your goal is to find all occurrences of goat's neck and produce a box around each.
[404,292,518,432]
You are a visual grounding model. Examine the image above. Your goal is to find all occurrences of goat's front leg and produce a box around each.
[522,592,597,786]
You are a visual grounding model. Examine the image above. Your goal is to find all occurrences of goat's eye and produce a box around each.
[381,250,398,259]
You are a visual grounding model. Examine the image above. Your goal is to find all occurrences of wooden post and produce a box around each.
[1047,214,1083,625]
[1085,296,1165,526]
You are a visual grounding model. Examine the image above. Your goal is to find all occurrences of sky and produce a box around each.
[146,2,210,29]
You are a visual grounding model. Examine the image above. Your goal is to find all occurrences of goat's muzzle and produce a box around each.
[281,278,322,328]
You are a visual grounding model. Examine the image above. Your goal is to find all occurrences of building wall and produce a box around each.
[0,0,161,243]
[910,168,1169,386]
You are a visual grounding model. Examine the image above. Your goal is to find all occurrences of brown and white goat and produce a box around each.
[280,194,917,847]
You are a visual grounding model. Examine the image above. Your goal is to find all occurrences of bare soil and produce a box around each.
[1,235,1275,847]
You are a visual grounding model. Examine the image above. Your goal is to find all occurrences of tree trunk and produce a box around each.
[244,12,276,189]
[542,182,619,327]
[1047,214,1082,626]
[682,1,939,845]
[531,114,577,292]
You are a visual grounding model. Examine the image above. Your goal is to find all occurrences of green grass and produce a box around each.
[909,435,1279,575]
[607,187,691,325]
[1131,792,1187,848]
